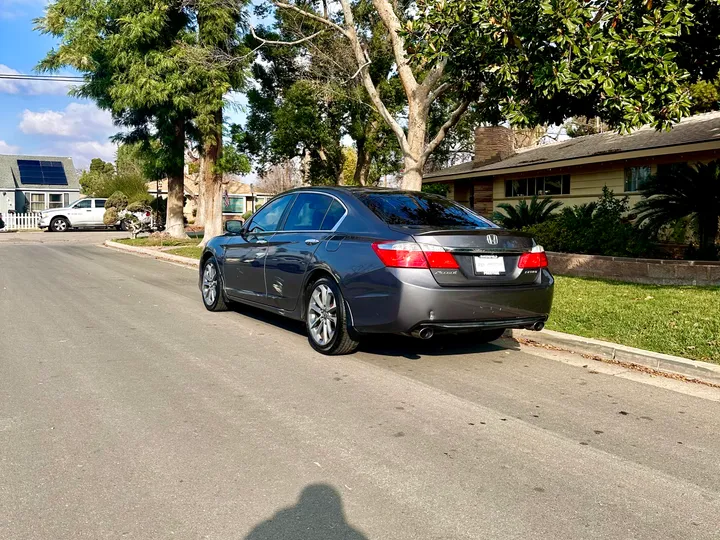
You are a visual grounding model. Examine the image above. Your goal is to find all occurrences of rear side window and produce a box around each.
[320,200,346,231]
[283,194,332,231]
[358,192,495,228]
[95,199,107,209]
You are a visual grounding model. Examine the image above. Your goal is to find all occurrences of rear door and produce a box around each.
[356,191,538,287]
[265,194,347,312]
[92,199,108,226]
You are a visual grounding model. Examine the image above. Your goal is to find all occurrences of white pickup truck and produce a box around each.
[39,198,152,232]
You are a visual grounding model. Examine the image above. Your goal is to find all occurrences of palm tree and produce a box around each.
[493,195,562,229]
[634,161,720,257]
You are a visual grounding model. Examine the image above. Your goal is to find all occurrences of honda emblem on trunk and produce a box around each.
[486,234,499,245]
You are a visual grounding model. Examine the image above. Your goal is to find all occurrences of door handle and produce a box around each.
[305,239,320,246]
[256,239,268,245]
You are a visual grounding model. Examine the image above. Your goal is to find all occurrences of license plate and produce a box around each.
[473,255,505,276]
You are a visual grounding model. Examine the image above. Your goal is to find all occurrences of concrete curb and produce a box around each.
[104,240,199,269]
[509,328,720,385]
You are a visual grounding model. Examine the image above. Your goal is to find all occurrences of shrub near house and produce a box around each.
[520,188,654,258]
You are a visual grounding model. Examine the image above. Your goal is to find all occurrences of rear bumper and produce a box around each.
[345,268,554,335]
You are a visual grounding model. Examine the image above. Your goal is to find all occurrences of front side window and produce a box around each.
[30,193,45,212]
[358,192,495,229]
[624,166,651,192]
[74,199,92,209]
[247,195,293,233]
[49,194,64,209]
[283,194,332,231]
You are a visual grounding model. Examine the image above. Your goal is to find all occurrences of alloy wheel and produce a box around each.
[308,284,337,346]
[202,262,218,306]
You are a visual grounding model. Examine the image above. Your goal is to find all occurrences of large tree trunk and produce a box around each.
[354,145,372,186]
[195,156,207,227]
[166,118,188,239]
[199,111,224,247]
[401,116,428,191]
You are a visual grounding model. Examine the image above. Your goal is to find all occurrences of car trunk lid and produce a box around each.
[394,226,539,286]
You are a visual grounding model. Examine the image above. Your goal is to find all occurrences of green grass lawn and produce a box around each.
[116,237,199,247]
[548,276,720,363]
[164,246,203,259]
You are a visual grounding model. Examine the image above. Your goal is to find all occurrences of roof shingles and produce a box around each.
[425,111,720,180]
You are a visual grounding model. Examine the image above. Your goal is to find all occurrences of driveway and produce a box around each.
[1,240,719,539]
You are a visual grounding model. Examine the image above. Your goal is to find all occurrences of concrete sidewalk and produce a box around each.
[511,328,720,386]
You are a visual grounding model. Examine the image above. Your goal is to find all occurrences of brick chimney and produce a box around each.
[474,126,515,166]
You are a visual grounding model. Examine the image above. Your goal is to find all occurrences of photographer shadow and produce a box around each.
[244,484,368,540]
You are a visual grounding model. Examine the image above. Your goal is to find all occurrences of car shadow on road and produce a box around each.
[231,302,521,360]
[244,484,368,540]
[359,334,520,360]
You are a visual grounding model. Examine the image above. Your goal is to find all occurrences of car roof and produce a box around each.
[283,186,419,197]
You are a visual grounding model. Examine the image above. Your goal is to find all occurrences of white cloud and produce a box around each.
[0,140,21,154]
[44,140,118,169]
[0,64,76,96]
[19,103,115,138]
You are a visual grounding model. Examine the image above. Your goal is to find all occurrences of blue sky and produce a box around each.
[0,0,248,169]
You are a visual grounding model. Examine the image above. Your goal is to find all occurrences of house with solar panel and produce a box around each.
[0,154,80,215]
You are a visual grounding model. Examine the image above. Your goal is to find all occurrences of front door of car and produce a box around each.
[265,194,347,312]
[68,199,93,225]
[222,194,295,305]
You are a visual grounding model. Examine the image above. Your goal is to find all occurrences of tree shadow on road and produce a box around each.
[244,484,368,540]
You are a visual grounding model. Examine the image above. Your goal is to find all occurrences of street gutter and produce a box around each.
[509,328,720,387]
[104,240,199,269]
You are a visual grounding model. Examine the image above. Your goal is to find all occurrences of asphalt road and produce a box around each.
[2,233,720,539]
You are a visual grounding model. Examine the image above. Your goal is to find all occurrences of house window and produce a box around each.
[49,194,64,209]
[505,175,571,197]
[223,196,245,214]
[30,193,46,212]
[624,166,651,192]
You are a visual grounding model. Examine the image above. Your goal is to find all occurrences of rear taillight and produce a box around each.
[420,244,460,269]
[371,242,459,269]
[518,246,548,269]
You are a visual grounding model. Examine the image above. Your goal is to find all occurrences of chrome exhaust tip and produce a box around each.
[412,327,434,340]
[531,322,545,332]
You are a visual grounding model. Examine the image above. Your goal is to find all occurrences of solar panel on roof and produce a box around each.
[17,159,68,186]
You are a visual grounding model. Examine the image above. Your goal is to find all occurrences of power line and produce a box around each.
[0,73,84,82]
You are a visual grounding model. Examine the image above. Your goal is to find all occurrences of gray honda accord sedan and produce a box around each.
[199,187,553,355]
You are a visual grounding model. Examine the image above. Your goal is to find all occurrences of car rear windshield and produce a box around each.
[357,192,496,228]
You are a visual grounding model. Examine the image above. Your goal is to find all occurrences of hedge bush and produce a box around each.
[522,188,654,258]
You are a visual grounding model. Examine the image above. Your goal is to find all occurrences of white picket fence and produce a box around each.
[1,213,41,230]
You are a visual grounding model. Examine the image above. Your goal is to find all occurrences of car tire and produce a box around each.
[120,219,130,231]
[50,217,70,233]
[306,277,359,356]
[201,257,228,312]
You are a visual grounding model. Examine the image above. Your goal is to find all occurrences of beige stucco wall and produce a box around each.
[491,167,647,213]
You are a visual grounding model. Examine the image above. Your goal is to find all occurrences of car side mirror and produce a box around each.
[225,220,244,234]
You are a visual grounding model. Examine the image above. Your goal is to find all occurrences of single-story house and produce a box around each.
[222,182,272,216]
[0,154,80,214]
[424,111,720,217]
[146,178,272,221]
